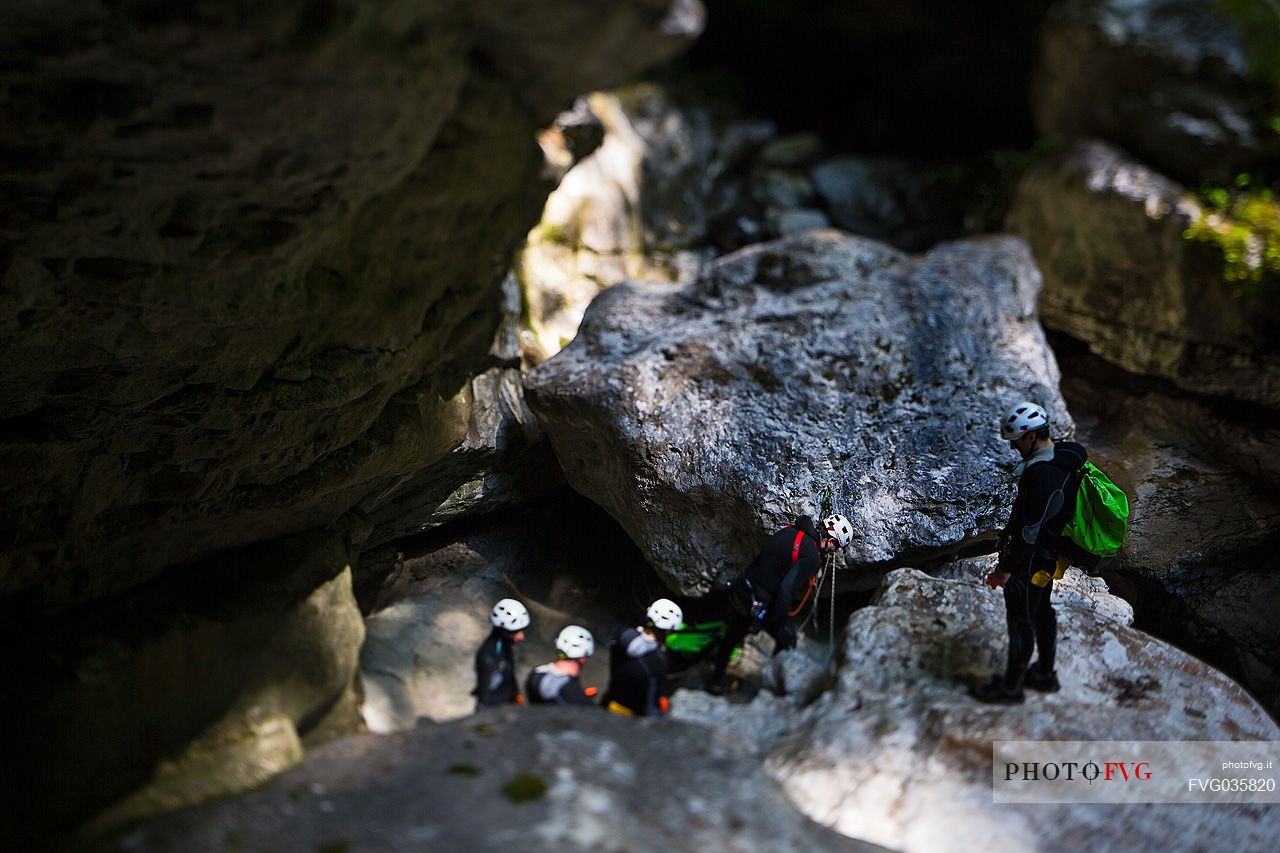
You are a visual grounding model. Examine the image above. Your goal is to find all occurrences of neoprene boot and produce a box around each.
[969,664,1026,704]
[1024,661,1060,693]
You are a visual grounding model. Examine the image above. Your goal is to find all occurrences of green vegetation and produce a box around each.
[500,773,548,803]
[1184,174,1280,286]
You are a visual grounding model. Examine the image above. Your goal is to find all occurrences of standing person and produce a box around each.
[526,625,598,706]
[706,513,854,695]
[602,599,683,716]
[474,598,529,710]
[971,401,1087,704]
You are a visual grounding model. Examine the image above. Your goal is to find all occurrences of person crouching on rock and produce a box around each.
[474,597,529,710]
[526,625,599,706]
[706,513,854,696]
[970,401,1086,704]
[602,599,683,716]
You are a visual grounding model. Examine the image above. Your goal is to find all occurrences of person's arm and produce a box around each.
[475,642,515,706]
[560,678,596,706]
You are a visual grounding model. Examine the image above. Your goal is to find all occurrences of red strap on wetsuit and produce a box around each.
[787,528,817,617]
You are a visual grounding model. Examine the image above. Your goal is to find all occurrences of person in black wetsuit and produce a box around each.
[706,513,854,695]
[602,599,683,716]
[474,597,530,709]
[526,625,598,706]
[971,401,1088,704]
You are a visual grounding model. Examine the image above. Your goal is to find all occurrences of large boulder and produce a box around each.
[1006,140,1280,412]
[1033,0,1279,184]
[3,530,365,843]
[0,0,703,615]
[525,229,1072,593]
[763,569,1279,851]
[101,707,881,853]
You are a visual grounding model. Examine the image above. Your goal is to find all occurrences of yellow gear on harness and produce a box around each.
[1031,556,1071,588]
[605,701,634,716]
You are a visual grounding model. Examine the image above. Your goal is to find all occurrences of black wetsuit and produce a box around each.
[601,627,668,715]
[997,440,1088,684]
[526,664,595,706]
[711,515,825,681]
[474,628,521,709]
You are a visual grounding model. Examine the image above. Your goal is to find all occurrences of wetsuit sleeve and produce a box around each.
[560,679,596,706]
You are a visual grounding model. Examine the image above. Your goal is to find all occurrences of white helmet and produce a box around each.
[1000,401,1049,441]
[646,598,683,631]
[822,514,854,547]
[555,625,594,659]
[490,598,530,631]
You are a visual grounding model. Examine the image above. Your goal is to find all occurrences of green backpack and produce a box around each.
[1061,461,1130,558]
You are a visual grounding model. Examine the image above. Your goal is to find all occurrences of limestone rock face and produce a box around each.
[4,531,365,843]
[933,554,1136,627]
[525,230,1072,593]
[765,570,1279,852]
[1060,370,1280,717]
[0,0,702,614]
[1007,140,1280,410]
[1033,0,1279,183]
[104,708,880,853]
[517,85,777,363]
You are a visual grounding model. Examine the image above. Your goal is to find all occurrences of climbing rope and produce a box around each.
[794,549,837,645]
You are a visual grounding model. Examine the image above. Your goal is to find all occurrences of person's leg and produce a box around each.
[710,609,752,685]
[971,572,1030,703]
[1026,577,1060,692]
[1003,572,1034,686]
[1032,577,1056,672]
[768,617,797,654]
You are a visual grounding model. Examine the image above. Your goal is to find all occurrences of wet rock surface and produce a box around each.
[525,229,1072,593]
[727,569,1278,851]
[0,0,702,614]
[103,707,881,853]
[1007,140,1280,411]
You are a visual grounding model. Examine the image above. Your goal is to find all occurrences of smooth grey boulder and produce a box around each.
[105,708,881,853]
[1007,140,1280,412]
[763,569,1279,851]
[1033,0,1279,183]
[525,229,1072,594]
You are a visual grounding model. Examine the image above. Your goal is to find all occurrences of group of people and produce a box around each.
[473,596,686,715]
[475,400,1087,713]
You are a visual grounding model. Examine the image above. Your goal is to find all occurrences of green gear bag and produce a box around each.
[664,620,728,654]
[1062,461,1129,557]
